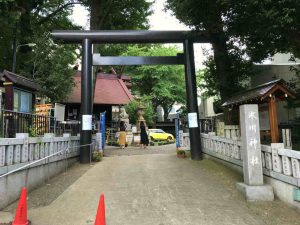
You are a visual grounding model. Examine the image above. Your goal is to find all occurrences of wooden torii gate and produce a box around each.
[52,30,213,163]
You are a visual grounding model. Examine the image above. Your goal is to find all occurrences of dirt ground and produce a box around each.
[4,162,94,212]
[2,144,300,224]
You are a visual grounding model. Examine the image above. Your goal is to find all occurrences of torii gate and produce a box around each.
[52,30,213,163]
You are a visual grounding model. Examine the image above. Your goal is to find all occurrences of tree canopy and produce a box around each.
[124,45,186,121]
[0,0,79,102]
[166,0,300,101]
[0,0,153,102]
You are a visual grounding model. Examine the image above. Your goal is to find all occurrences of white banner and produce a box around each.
[82,115,92,130]
[188,112,198,128]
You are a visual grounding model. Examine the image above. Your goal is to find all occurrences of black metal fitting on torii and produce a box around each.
[52,30,209,163]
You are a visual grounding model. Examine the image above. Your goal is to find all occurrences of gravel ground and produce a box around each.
[3,144,300,225]
[4,162,94,213]
[3,144,176,214]
[104,143,176,157]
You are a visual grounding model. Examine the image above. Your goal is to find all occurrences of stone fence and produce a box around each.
[180,131,300,207]
[0,133,101,209]
[200,133,242,167]
[0,134,80,173]
[261,143,300,186]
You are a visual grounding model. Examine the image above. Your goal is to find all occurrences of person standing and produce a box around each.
[119,121,126,149]
[140,121,149,148]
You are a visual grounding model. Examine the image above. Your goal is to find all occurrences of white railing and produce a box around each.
[201,133,243,166]
[261,143,300,186]
[181,131,300,187]
[0,135,80,172]
[201,133,300,187]
[224,125,240,139]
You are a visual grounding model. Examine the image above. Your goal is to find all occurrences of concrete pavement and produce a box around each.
[2,145,300,224]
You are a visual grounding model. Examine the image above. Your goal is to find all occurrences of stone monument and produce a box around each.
[136,104,146,131]
[119,107,130,129]
[132,104,147,145]
[119,107,134,146]
[236,104,274,201]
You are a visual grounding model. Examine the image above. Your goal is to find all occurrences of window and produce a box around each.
[13,89,32,113]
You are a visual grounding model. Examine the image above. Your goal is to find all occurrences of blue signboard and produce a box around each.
[99,112,106,150]
[175,113,180,149]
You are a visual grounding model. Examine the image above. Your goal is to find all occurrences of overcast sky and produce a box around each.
[70,0,211,69]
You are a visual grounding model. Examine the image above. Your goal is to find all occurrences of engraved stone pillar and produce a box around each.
[236,104,274,201]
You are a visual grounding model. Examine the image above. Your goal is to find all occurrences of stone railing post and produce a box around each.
[236,104,274,201]
[16,133,29,163]
[63,133,71,160]
[45,133,55,161]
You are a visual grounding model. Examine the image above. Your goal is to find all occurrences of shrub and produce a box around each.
[176,150,186,155]
[92,151,103,162]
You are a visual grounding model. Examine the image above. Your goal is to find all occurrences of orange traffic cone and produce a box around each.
[94,194,106,225]
[12,187,29,225]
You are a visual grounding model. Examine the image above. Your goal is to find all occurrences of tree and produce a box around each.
[125,96,155,125]
[124,45,186,121]
[0,0,153,103]
[29,34,77,102]
[166,0,238,102]
[166,0,300,101]
[226,0,300,61]
[0,1,79,101]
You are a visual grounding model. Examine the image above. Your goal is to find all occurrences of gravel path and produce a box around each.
[104,143,176,157]
[2,145,300,225]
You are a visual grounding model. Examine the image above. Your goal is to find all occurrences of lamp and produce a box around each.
[12,43,36,73]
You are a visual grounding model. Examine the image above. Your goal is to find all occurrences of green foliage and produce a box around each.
[28,126,37,137]
[176,150,185,155]
[0,0,79,101]
[30,34,77,102]
[86,0,152,30]
[226,0,300,61]
[125,97,155,125]
[86,0,153,69]
[166,0,300,101]
[199,48,253,98]
[0,0,154,103]
[286,65,300,114]
[124,45,186,120]
[92,151,103,162]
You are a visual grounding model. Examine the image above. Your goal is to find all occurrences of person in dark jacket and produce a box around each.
[140,121,149,148]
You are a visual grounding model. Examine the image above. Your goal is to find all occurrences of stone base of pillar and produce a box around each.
[236,182,274,201]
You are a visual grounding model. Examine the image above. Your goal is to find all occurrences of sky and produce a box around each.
[70,0,212,69]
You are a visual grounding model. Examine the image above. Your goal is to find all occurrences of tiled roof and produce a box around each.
[222,79,296,107]
[66,72,133,105]
[1,70,40,91]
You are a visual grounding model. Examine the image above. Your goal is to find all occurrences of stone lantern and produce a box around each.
[137,104,146,132]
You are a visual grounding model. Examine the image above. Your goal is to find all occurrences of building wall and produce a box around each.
[252,64,298,87]
[252,64,299,122]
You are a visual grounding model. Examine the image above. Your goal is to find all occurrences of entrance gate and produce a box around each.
[52,30,212,163]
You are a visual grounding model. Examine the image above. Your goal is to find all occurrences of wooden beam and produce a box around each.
[4,83,13,110]
[261,84,296,101]
[268,97,279,143]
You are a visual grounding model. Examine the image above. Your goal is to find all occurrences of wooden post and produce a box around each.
[268,97,279,143]
[4,82,13,110]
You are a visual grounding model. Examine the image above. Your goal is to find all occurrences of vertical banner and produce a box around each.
[96,132,102,151]
[175,113,180,149]
[100,112,106,150]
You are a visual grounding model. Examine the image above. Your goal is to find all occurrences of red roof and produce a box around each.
[66,72,133,105]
